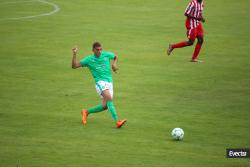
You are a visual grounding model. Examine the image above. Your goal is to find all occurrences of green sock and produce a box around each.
[87,104,105,114]
[107,101,118,121]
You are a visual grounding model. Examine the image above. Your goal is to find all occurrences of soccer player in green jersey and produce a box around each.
[71,42,127,128]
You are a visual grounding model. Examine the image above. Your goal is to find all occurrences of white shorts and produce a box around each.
[95,81,113,98]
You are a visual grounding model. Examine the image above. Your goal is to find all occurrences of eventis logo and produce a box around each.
[226,149,250,158]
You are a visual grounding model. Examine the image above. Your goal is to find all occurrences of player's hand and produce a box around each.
[72,47,78,55]
[112,64,118,73]
[200,17,205,23]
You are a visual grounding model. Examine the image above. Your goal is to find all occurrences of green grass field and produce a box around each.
[1,0,250,166]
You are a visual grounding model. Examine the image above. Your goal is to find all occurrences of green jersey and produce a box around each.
[80,51,115,83]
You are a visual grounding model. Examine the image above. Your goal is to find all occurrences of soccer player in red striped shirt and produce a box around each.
[167,0,205,62]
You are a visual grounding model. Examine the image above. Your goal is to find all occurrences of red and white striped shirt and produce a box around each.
[185,0,204,29]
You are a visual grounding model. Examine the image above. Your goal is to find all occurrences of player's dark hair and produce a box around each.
[92,42,101,49]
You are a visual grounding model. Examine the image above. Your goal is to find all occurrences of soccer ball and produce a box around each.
[171,128,184,140]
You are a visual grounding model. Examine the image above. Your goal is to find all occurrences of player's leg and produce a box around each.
[191,36,203,62]
[102,84,126,128]
[102,90,118,121]
[191,24,204,62]
[81,82,107,125]
[167,40,194,56]
[87,104,106,114]
[167,28,195,55]
[81,104,106,125]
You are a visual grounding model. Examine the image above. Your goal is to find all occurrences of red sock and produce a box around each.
[172,41,189,48]
[192,43,202,60]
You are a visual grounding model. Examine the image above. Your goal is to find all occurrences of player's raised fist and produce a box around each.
[72,47,78,55]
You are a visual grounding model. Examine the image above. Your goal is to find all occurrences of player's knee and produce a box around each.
[104,94,112,101]
[187,40,194,46]
[197,37,204,44]
[102,90,112,101]
[102,100,108,109]
[103,105,108,110]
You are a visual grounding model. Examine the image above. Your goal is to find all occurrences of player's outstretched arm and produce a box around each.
[72,47,82,69]
[112,55,118,73]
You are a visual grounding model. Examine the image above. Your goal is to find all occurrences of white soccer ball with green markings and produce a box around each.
[171,128,184,140]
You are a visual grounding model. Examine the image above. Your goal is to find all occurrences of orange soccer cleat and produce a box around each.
[116,120,127,128]
[81,109,88,125]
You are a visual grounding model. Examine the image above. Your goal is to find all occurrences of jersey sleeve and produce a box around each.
[185,1,194,15]
[80,56,89,67]
[105,52,116,60]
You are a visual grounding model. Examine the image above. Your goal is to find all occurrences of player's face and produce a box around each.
[93,47,102,57]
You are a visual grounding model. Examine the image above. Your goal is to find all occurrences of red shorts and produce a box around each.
[186,23,204,40]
